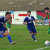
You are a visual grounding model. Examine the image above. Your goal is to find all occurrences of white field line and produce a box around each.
[34,46,50,50]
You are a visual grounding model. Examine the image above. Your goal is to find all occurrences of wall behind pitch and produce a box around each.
[0,11,6,16]
[12,11,37,24]
[0,11,37,24]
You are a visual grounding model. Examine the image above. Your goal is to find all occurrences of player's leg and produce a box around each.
[29,30,37,42]
[34,33,37,35]
[8,27,10,33]
[32,27,37,42]
[31,32,37,42]
[1,26,15,44]
[33,27,37,35]
[30,32,36,40]
[8,24,11,33]
[0,34,3,37]
[0,28,4,37]
[7,23,11,33]
[3,30,15,44]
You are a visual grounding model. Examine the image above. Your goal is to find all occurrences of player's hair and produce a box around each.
[44,7,49,10]
[27,10,31,13]
[5,12,11,16]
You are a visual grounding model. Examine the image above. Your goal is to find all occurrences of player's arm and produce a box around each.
[33,17,37,24]
[35,20,37,26]
[33,17,37,26]
[23,22,27,25]
[35,19,37,24]
[23,17,27,25]
[40,17,46,20]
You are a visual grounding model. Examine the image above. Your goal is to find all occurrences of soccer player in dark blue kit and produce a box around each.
[23,10,37,42]
[0,12,15,44]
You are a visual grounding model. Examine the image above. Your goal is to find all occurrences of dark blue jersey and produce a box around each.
[0,16,7,26]
[24,16,35,27]
[24,16,37,33]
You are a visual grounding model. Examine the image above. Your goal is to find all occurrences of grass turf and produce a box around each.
[0,25,50,50]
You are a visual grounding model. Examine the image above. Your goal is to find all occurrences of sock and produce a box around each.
[0,35,3,37]
[8,28,10,32]
[31,35,36,40]
[7,35,12,43]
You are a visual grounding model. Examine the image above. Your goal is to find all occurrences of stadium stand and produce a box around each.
[0,0,50,11]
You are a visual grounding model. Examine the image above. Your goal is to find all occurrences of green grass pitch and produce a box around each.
[0,25,50,50]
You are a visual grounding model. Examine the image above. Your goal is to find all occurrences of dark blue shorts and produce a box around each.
[0,26,7,34]
[28,27,37,33]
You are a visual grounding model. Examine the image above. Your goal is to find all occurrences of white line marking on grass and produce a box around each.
[34,46,50,50]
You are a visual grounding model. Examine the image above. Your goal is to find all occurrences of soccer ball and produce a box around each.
[45,40,49,45]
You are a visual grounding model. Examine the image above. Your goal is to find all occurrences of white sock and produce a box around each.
[8,28,10,32]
